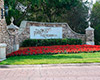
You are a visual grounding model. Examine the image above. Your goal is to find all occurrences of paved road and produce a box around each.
[0,65,100,80]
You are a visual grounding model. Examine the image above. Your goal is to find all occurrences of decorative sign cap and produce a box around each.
[11,17,14,23]
[7,17,19,30]
[85,26,94,31]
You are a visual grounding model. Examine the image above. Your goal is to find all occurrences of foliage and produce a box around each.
[91,1,100,27]
[7,45,100,57]
[4,0,88,33]
[21,38,82,47]
[94,25,100,45]
[62,1,88,33]
[91,1,100,44]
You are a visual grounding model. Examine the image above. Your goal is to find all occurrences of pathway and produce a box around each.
[0,65,100,80]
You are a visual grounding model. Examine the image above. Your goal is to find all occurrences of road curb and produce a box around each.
[0,63,100,68]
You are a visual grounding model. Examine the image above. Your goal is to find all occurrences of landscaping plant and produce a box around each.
[7,45,100,57]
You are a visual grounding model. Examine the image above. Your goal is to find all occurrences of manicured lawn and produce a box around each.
[0,52,100,65]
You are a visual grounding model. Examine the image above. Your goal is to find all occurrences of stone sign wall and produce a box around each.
[30,26,62,39]
[0,20,95,54]
[17,21,86,46]
[0,19,94,54]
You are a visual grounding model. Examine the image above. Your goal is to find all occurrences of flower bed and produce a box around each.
[7,45,100,57]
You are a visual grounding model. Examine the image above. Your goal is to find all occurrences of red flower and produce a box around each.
[7,45,100,57]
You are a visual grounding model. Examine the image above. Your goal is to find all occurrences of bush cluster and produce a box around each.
[21,38,82,47]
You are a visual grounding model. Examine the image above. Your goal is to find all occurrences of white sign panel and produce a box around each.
[30,26,62,39]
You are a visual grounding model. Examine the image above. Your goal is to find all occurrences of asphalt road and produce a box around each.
[0,65,100,80]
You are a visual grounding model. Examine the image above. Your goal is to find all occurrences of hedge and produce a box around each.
[21,38,82,47]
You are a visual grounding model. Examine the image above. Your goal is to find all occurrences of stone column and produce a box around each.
[85,27,95,45]
[0,43,7,61]
[7,17,19,52]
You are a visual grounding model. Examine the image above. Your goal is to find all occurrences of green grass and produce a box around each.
[0,52,100,65]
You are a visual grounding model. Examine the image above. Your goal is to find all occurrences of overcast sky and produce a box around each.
[83,0,96,4]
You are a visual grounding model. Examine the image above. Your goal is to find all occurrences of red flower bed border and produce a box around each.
[7,45,100,57]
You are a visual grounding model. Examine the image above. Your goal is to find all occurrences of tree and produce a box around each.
[91,1,100,44]
[91,1,100,27]
[62,0,88,33]
[4,0,88,34]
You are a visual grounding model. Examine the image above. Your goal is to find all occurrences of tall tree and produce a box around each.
[91,1,100,44]
[4,0,88,34]
[62,0,88,33]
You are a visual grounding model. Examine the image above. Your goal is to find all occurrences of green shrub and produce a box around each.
[21,38,82,47]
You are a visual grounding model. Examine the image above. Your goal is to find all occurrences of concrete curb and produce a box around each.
[0,63,100,68]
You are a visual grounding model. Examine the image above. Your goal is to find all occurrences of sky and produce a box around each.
[83,0,96,4]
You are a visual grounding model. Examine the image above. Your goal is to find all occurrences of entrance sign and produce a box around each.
[30,26,62,39]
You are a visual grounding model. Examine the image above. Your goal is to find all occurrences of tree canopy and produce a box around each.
[91,1,100,44]
[4,0,88,33]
